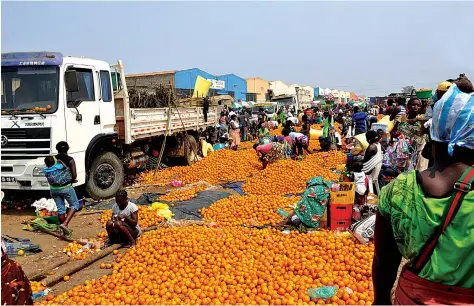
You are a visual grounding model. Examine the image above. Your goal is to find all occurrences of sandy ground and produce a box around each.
[1,182,240,300]
[0,184,169,298]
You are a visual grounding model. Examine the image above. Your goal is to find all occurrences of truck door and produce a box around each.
[96,70,116,134]
[64,65,102,179]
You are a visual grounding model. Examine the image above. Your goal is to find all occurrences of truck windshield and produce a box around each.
[252,106,275,114]
[1,66,59,113]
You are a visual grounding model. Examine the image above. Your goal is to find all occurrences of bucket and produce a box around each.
[310,129,323,140]
[416,89,433,99]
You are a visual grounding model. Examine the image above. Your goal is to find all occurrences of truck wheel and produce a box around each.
[184,135,198,165]
[86,152,124,200]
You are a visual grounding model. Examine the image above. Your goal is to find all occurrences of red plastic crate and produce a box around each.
[330,204,353,220]
[330,218,352,231]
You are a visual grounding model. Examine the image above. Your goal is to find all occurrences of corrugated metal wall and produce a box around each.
[217,74,247,102]
[175,68,217,90]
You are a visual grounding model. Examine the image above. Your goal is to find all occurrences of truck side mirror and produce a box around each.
[65,70,79,93]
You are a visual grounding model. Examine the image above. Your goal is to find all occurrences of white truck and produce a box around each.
[1,52,218,199]
[268,88,299,113]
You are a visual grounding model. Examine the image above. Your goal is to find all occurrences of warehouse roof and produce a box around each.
[126,71,177,78]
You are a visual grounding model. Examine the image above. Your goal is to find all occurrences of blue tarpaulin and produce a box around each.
[222,182,246,196]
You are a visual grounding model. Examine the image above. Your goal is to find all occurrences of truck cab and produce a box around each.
[1,52,121,199]
[251,102,278,120]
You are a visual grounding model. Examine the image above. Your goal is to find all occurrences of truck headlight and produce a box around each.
[33,167,45,177]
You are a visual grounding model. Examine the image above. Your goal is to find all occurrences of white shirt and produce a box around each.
[112,201,141,232]
[230,120,239,130]
[354,172,367,196]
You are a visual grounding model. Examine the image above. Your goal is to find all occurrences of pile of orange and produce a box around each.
[243,151,345,195]
[62,242,92,260]
[160,184,209,202]
[37,209,58,217]
[270,127,283,136]
[238,141,257,150]
[139,149,261,186]
[97,230,108,238]
[99,206,164,230]
[201,195,298,227]
[311,122,342,135]
[41,227,374,306]
[31,281,46,294]
[62,239,103,260]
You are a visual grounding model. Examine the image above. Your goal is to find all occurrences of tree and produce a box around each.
[401,86,415,95]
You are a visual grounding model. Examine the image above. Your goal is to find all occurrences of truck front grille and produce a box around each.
[1,128,51,160]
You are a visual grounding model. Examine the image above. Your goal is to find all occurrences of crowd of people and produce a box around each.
[3,74,474,305]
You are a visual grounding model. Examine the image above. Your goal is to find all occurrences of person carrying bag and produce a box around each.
[395,166,474,305]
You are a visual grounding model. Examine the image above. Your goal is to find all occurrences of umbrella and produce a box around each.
[232,102,242,109]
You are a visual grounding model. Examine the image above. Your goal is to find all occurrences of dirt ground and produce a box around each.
[0,184,169,298]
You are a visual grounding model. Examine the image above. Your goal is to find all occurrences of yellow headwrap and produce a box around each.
[437,81,452,92]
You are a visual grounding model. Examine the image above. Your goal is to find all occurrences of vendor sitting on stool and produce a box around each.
[106,190,141,247]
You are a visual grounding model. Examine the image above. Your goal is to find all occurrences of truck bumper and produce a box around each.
[1,159,50,190]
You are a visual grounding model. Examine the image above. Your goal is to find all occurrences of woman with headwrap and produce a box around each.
[253,129,291,169]
[397,98,429,171]
[372,83,474,305]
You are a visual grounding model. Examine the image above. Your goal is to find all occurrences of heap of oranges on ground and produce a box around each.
[139,149,261,186]
[62,238,104,260]
[41,226,374,306]
[160,184,209,202]
[99,206,164,230]
[41,120,366,305]
[31,281,46,294]
[243,150,345,196]
[201,195,299,227]
[62,241,93,260]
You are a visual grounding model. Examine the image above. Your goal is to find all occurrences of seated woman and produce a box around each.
[106,190,141,247]
[372,83,474,305]
[253,130,291,169]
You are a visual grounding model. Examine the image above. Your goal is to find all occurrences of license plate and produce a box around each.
[1,177,16,183]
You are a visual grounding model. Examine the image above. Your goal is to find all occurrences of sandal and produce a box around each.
[59,224,73,237]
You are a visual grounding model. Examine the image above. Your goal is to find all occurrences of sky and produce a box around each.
[2,1,474,96]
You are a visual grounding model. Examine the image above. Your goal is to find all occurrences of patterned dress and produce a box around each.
[1,253,33,305]
[398,120,427,171]
[261,141,291,164]
[294,177,331,228]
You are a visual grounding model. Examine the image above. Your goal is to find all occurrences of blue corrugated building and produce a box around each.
[217,74,247,102]
[174,68,247,101]
[175,68,217,89]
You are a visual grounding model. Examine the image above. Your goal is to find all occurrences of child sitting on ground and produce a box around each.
[352,161,368,221]
[106,190,141,247]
